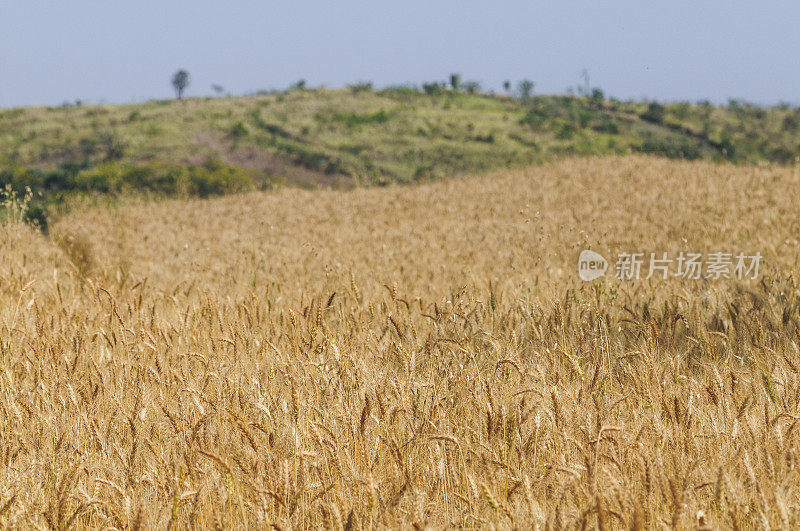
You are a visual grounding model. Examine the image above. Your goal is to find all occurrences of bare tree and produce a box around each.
[172,70,190,99]
[580,69,590,95]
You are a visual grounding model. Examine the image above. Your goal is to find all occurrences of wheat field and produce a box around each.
[1,155,799,528]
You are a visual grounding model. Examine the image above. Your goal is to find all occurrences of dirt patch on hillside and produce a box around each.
[189,131,354,189]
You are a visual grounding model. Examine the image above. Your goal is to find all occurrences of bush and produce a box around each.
[187,159,253,197]
[556,123,576,140]
[67,160,253,197]
[634,136,701,160]
[230,121,250,139]
[463,81,481,94]
[520,102,551,130]
[73,163,125,193]
[78,137,98,157]
[330,110,390,128]
[768,146,796,164]
[641,102,665,124]
[43,162,84,191]
[0,163,41,192]
[718,134,737,160]
[592,116,619,134]
[348,82,373,93]
[98,132,127,161]
[382,86,418,98]
[23,202,49,233]
[782,114,799,132]
[670,102,691,120]
[422,82,446,96]
[121,163,182,194]
[576,110,592,128]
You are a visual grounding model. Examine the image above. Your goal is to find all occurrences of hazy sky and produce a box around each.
[2,1,799,108]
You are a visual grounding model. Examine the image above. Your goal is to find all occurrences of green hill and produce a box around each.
[1,86,799,219]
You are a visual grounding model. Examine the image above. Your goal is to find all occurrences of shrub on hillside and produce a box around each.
[768,146,796,164]
[520,105,551,130]
[230,121,250,139]
[73,163,125,193]
[670,102,691,120]
[591,116,620,134]
[186,159,253,197]
[98,132,127,161]
[422,82,446,96]
[348,82,373,93]
[556,123,576,140]
[782,114,799,132]
[330,110,390,128]
[68,160,254,197]
[576,109,592,128]
[0,162,43,192]
[641,102,665,124]
[463,81,481,94]
[381,86,418,98]
[718,133,738,161]
[634,136,701,160]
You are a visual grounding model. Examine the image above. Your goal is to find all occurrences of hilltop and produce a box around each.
[1,86,799,220]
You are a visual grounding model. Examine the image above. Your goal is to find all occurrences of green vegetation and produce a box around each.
[1,87,800,218]
[0,157,256,198]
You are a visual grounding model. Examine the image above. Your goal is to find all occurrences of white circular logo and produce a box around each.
[578,250,608,281]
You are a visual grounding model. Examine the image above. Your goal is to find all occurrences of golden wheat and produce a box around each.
[0,155,797,527]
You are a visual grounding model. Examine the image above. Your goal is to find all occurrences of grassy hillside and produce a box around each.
[1,156,799,527]
[2,87,800,215]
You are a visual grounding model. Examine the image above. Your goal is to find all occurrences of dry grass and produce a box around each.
[0,155,799,528]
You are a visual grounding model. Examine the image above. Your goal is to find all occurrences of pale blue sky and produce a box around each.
[2,1,798,108]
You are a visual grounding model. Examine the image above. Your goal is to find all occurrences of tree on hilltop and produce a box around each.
[172,69,190,99]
